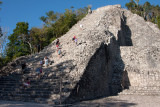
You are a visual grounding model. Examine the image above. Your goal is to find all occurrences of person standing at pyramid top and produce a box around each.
[88,5,92,14]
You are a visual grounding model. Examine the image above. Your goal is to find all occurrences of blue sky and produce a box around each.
[0,0,160,36]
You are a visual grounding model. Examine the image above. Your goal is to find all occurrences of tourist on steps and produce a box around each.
[23,78,30,89]
[72,35,78,45]
[36,67,43,79]
[44,56,49,67]
[57,47,61,58]
[88,5,92,14]
[21,61,26,74]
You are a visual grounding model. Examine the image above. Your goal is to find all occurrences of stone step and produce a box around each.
[0,86,71,92]
[119,87,160,96]
[0,74,23,77]
[0,78,70,83]
[0,84,56,88]
[0,87,70,95]
[0,94,54,98]
[0,73,23,76]
[0,88,58,92]
[119,93,160,96]
[0,79,61,84]
[0,96,58,104]
[0,91,61,96]
[0,81,70,88]
[1,72,66,77]
[0,80,59,85]
[0,91,67,101]
[129,86,160,91]
[0,84,71,91]
[119,91,160,96]
[0,75,60,81]
[121,89,160,93]
[0,78,23,81]
[0,79,71,85]
[0,86,59,91]
[0,92,53,98]
[0,96,36,102]
[0,96,57,104]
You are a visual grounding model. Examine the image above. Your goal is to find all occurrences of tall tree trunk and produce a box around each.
[26,41,33,53]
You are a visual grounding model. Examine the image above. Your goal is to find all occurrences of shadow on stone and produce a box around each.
[121,70,131,89]
[118,14,132,46]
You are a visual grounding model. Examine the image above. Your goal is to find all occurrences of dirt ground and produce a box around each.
[73,95,160,107]
[0,95,160,107]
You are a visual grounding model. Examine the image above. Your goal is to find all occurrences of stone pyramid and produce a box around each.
[0,4,160,104]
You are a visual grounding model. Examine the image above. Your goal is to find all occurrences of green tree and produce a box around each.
[6,22,30,60]
[125,0,136,11]
[76,7,88,21]
[51,9,77,37]
[40,7,87,39]
[29,27,48,53]
[40,11,59,26]
[143,1,151,20]
[125,1,160,30]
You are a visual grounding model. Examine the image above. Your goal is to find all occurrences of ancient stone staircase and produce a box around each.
[0,65,73,104]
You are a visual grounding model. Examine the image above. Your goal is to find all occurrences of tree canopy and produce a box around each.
[125,0,160,28]
[6,22,30,60]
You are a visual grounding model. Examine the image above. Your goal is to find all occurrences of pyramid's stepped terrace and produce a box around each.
[0,4,160,105]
